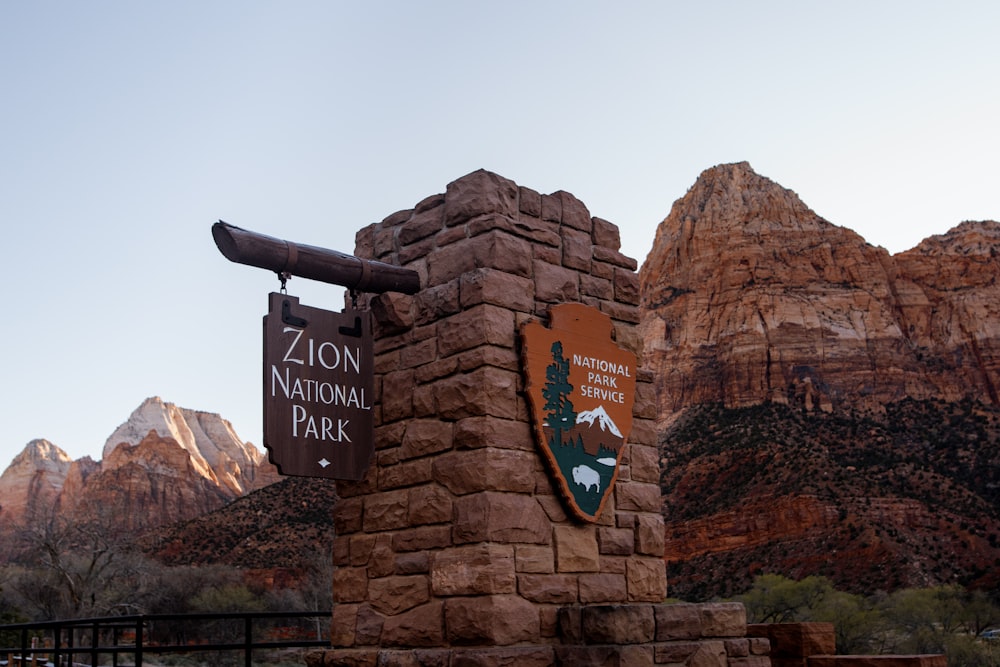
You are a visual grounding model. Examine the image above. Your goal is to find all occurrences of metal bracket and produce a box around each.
[281,299,308,327]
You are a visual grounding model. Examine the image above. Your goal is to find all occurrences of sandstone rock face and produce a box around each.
[639,161,1000,419]
[0,398,280,535]
[0,439,72,525]
[103,396,279,494]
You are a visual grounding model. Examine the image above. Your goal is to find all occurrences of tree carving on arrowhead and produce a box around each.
[542,341,577,448]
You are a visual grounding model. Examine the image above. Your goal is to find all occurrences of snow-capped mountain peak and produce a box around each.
[576,405,622,438]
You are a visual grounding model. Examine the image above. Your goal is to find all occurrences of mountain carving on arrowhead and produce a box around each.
[576,405,622,438]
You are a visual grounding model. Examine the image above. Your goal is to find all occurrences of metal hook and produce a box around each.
[277,271,291,294]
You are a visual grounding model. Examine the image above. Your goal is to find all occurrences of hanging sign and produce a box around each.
[263,292,374,479]
[521,303,636,522]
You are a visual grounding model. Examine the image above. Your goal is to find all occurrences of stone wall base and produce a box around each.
[306,603,770,667]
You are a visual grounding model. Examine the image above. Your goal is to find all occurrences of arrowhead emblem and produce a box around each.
[521,303,636,522]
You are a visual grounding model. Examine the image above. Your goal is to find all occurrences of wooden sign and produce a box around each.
[263,292,374,479]
[521,303,637,522]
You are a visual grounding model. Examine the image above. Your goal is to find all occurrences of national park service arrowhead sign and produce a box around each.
[521,303,637,522]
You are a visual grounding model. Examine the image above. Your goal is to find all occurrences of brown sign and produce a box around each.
[263,292,374,479]
[521,303,636,522]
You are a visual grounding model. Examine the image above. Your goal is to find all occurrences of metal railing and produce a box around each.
[0,610,331,667]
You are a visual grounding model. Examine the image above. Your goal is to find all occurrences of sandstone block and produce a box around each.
[443,170,519,227]
[402,486,450,528]
[453,492,551,545]
[394,551,430,575]
[349,534,376,567]
[397,204,444,245]
[581,273,614,299]
[362,489,409,532]
[432,448,537,495]
[516,545,554,573]
[453,416,533,450]
[380,600,445,648]
[378,458,432,490]
[391,525,453,552]
[400,419,454,460]
[581,604,654,644]
[626,558,667,602]
[444,595,540,645]
[455,344,520,373]
[533,260,580,303]
[431,543,516,596]
[517,573,579,604]
[426,241,478,285]
[437,304,515,358]
[519,186,541,217]
[468,213,560,247]
[355,604,384,645]
[556,190,592,232]
[656,640,727,667]
[413,281,460,325]
[451,646,554,667]
[368,575,429,616]
[330,603,358,647]
[700,602,748,638]
[370,292,415,333]
[333,497,364,534]
[726,638,751,657]
[399,337,437,369]
[332,567,368,603]
[592,217,621,250]
[655,602,703,640]
[396,232,438,266]
[459,267,535,312]
[540,193,561,222]
[616,481,662,513]
[628,442,659,483]
[636,513,666,556]
[380,369,415,423]
[469,229,534,278]
[434,367,519,420]
[561,226,592,271]
[413,356,459,384]
[614,267,640,305]
[554,525,601,572]
[364,536,394,578]
[598,526,635,556]
[578,573,627,603]
[594,245,638,270]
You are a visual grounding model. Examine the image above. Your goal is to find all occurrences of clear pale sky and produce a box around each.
[2,2,998,469]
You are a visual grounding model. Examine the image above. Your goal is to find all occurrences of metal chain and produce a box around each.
[277,271,291,294]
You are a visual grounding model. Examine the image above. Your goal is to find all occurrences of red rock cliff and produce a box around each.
[639,162,1000,420]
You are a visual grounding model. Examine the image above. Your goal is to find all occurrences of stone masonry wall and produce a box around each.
[311,169,757,666]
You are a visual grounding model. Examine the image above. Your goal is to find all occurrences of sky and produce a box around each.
[1,1,998,469]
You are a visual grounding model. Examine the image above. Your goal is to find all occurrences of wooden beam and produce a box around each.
[212,221,420,294]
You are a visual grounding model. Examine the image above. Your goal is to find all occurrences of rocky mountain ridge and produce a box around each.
[639,161,1000,419]
[640,162,1000,598]
[0,397,279,534]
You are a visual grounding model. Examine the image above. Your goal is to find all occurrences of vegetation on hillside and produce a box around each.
[662,399,1000,599]
[0,477,336,623]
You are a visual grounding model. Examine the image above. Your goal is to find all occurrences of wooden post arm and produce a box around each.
[212,221,420,294]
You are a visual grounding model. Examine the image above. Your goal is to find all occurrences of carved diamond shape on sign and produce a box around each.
[521,303,636,522]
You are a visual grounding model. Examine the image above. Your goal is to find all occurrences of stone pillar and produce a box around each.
[315,169,668,665]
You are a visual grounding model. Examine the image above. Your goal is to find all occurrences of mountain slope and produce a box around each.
[642,162,1000,600]
[640,161,1000,418]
